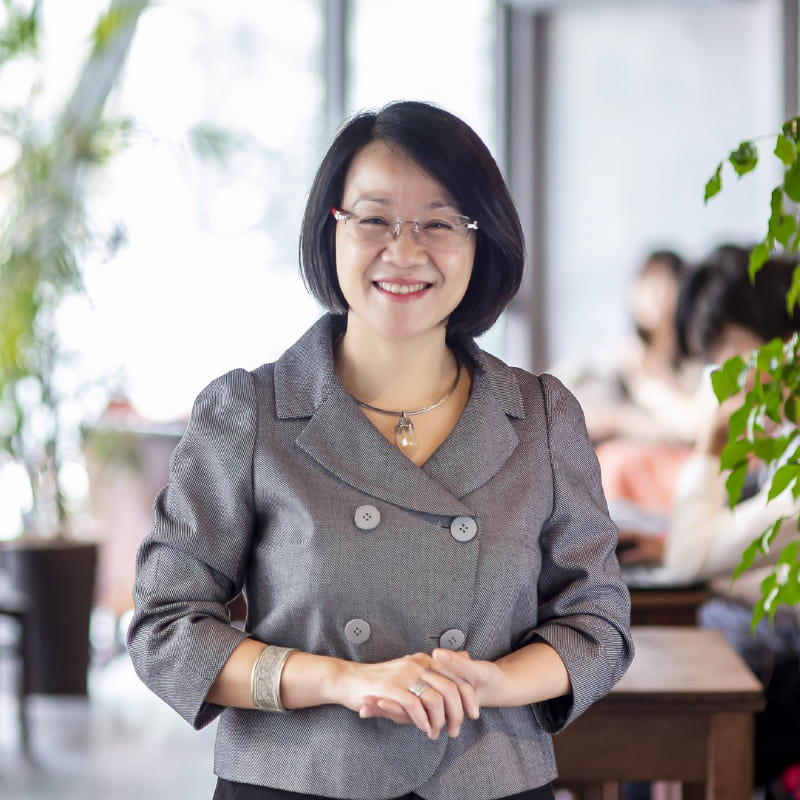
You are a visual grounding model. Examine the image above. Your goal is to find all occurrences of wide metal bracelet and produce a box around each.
[251,645,297,713]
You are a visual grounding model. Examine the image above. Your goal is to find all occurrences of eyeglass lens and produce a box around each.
[334,210,477,251]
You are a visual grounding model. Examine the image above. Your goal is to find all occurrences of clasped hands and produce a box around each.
[339,649,499,740]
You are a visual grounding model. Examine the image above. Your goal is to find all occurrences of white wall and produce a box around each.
[541,0,783,368]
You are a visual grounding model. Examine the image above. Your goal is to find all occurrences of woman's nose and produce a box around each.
[382,223,427,264]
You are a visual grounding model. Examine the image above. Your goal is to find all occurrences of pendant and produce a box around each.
[395,414,419,457]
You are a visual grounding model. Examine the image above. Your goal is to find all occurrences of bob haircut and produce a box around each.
[299,100,525,340]
[676,244,800,360]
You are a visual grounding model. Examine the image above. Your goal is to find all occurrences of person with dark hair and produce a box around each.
[555,249,704,522]
[556,249,700,447]
[618,244,800,570]
[618,244,800,793]
[127,100,632,800]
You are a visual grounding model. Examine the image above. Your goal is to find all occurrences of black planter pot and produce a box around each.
[1,539,98,696]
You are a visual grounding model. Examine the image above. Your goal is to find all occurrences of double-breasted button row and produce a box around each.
[343,618,466,650]
[353,505,477,542]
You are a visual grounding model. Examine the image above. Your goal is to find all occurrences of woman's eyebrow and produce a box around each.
[351,196,458,211]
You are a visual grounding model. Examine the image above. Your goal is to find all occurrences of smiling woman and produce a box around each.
[127,100,633,800]
[334,141,477,346]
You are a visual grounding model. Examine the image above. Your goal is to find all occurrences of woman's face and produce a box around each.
[334,140,475,345]
[709,323,764,366]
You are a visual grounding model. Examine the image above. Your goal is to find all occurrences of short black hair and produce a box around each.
[643,249,685,278]
[299,101,525,340]
[676,244,800,360]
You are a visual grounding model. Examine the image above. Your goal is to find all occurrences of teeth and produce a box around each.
[376,281,428,295]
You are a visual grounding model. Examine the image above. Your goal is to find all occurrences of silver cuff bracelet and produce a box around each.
[251,645,297,713]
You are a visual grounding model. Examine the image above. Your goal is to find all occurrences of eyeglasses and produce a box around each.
[331,207,478,252]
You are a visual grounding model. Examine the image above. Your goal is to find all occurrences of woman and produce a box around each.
[127,101,633,800]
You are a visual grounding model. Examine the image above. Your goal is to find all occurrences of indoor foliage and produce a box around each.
[705,119,800,626]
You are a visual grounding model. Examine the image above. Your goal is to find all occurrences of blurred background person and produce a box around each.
[617,244,800,794]
[554,250,704,517]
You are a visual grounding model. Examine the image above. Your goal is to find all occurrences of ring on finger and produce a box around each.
[408,679,431,697]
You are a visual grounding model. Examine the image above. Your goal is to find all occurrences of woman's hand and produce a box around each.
[616,530,665,565]
[331,652,466,739]
[358,644,571,728]
[359,650,491,733]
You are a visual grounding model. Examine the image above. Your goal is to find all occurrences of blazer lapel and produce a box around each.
[423,368,520,499]
[296,388,476,516]
[275,315,525,515]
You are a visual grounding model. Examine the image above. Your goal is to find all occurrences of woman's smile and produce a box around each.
[374,279,431,299]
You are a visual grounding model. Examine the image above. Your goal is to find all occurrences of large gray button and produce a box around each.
[354,504,381,531]
[439,629,466,650]
[450,516,477,542]
[344,618,371,644]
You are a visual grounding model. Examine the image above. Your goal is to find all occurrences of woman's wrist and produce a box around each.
[491,643,570,707]
[279,651,350,710]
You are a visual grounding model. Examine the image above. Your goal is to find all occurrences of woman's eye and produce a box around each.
[359,216,390,227]
[424,219,455,231]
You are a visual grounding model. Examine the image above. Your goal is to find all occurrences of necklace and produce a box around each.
[348,362,462,457]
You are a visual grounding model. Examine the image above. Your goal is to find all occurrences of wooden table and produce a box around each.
[553,627,764,799]
[629,584,711,627]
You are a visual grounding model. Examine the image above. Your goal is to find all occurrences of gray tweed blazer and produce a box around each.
[127,314,633,800]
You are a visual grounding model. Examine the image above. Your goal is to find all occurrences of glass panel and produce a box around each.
[347,0,502,353]
[348,0,497,157]
[78,1,326,421]
[543,0,782,367]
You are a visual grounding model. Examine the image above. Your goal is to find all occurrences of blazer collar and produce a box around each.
[274,315,525,516]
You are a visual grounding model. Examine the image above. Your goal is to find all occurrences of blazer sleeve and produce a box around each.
[126,368,257,729]
[527,373,634,733]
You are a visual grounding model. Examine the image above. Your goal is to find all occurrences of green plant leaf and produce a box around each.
[783,117,800,141]
[704,162,723,203]
[769,464,800,501]
[735,518,785,584]
[785,395,798,423]
[733,538,762,582]
[728,402,751,441]
[770,186,784,221]
[725,462,749,508]
[749,241,770,279]
[752,433,794,461]
[756,338,783,371]
[710,355,747,402]
[751,602,768,630]
[776,215,797,247]
[775,134,798,166]
[785,161,800,202]
[764,386,784,424]
[0,4,39,65]
[720,439,751,470]
[747,403,766,440]
[729,141,759,176]
[788,264,800,313]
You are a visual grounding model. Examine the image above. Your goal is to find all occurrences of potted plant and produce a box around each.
[0,0,150,695]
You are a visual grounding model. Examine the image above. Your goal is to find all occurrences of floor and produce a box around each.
[0,644,219,799]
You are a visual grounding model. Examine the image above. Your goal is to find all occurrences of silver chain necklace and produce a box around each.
[348,362,462,457]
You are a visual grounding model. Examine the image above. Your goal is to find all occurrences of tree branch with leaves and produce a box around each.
[704,118,800,626]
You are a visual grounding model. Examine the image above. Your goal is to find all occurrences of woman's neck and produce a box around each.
[334,321,459,412]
